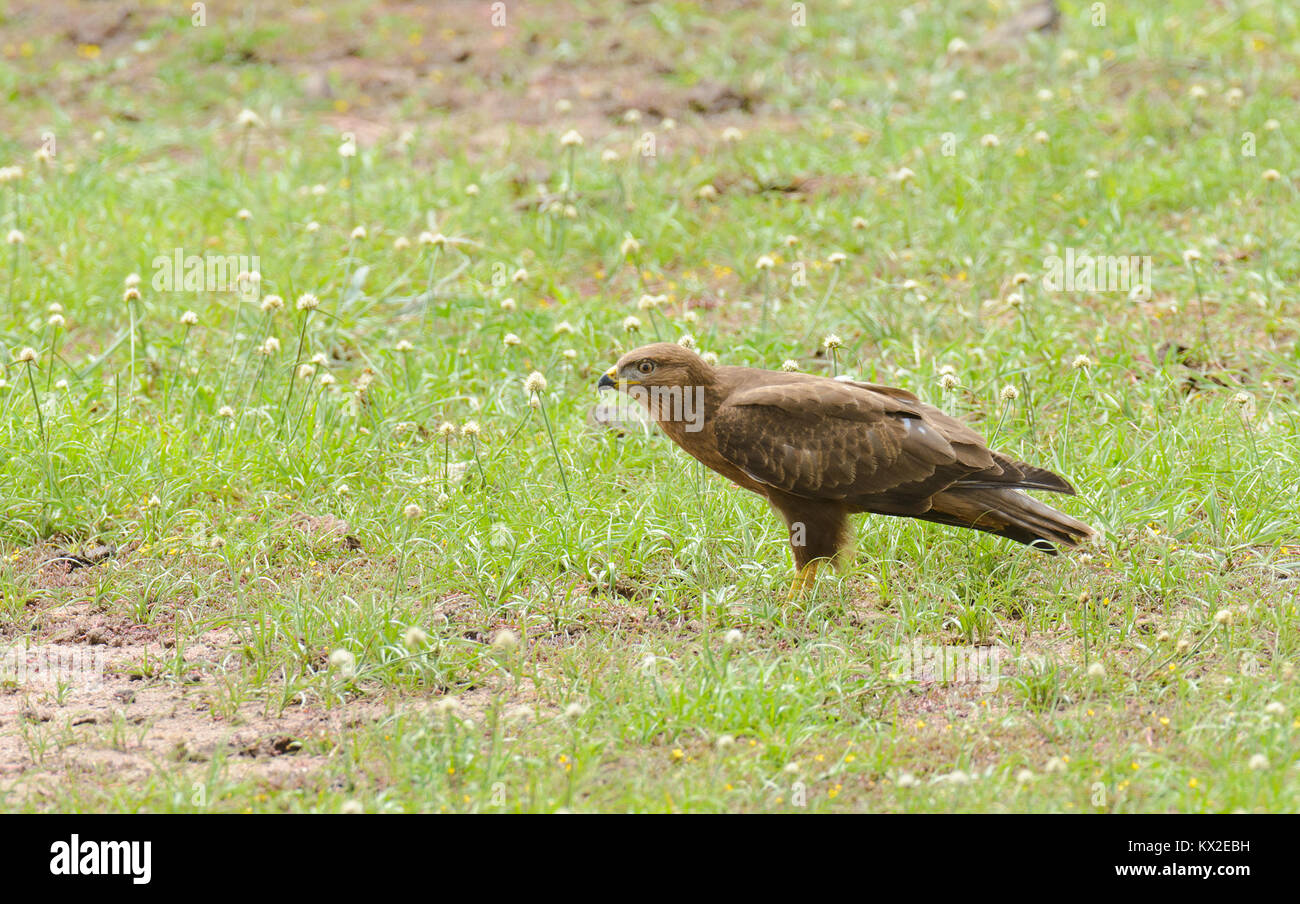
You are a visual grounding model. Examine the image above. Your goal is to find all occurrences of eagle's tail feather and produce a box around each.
[926,486,1094,554]
[954,456,1077,495]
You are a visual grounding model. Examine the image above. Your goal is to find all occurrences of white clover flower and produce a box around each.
[697,183,718,200]
[1264,702,1285,716]
[783,234,800,248]
[437,421,456,437]
[465,183,479,196]
[939,373,959,391]
[893,167,916,184]
[1006,292,1024,308]
[123,287,141,302]
[946,37,969,54]
[310,184,327,196]
[403,626,429,650]
[623,109,641,124]
[499,297,517,312]
[822,334,842,350]
[236,108,263,128]
[236,208,252,221]
[622,315,642,333]
[676,334,696,349]
[1248,753,1269,771]
[5,229,24,245]
[980,133,1000,148]
[394,339,413,352]
[852,216,868,230]
[350,225,367,240]
[336,484,350,496]
[554,320,575,334]
[1000,384,1020,401]
[722,629,742,646]
[461,421,480,437]
[620,235,641,256]
[217,405,235,418]
[560,129,583,147]
[721,126,743,143]
[319,373,336,387]
[260,294,284,312]
[781,359,799,372]
[1011,272,1031,286]
[17,347,37,363]
[329,648,356,677]
[562,348,577,361]
[1213,609,1232,625]
[1016,769,1036,784]
[1262,169,1281,182]
[338,138,357,158]
[895,773,919,789]
[404,503,423,520]
[297,364,316,380]
[47,313,65,328]
[827,252,847,265]
[180,310,198,326]
[511,267,527,283]
[295,293,319,311]
[0,165,24,183]
[601,148,620,164]
[503,332,521,347]
[755,254,775,270]
[491,629,519,652]
[393,236,411,250]
[1033,130,1050,144]
[637,293,664,311]
[1044,756,1067,773]
[1087,662,1106,679]
[1188,84,1208,100]
[1224,87,1244,106]
[949,89,967,103]
[700,352,719,366]
[305,220,320,233]
[1182,248,1201,264]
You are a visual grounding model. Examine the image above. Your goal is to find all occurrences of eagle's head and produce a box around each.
[597,342,714,391]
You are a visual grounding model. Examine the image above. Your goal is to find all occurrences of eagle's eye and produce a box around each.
[637,360,655,375]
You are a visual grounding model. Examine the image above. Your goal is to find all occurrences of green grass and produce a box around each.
[0,0,1297,812]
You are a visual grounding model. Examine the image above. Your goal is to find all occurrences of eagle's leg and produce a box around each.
[771,494,849,598]
[786,561,820,600]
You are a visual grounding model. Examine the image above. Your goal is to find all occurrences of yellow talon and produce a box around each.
[786,561,820,600]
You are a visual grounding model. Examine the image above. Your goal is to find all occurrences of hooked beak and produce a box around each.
[597,365,618,390]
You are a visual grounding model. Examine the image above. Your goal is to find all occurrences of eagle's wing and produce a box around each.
[711,380,1003,507]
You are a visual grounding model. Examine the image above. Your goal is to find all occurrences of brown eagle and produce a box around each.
[598,343,1093,595]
